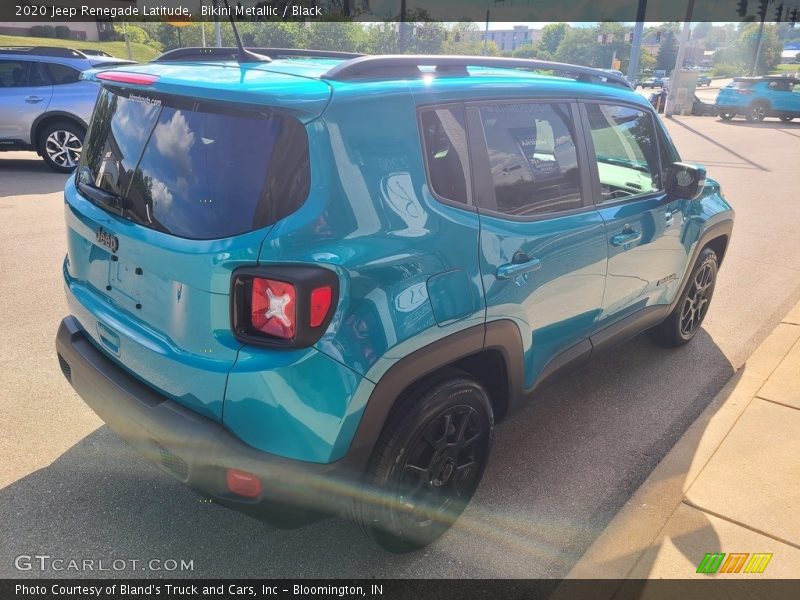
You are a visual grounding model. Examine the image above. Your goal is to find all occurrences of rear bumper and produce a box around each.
[55,316,360,527]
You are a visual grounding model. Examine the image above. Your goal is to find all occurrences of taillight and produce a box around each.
[231,266,339,348]
[737,88,753,95]
[251,278,296,340]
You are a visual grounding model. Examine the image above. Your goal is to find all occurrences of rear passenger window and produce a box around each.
[420,106,470,204]
[0,59,47,87]
[478,102,582,217]
[586,104,662,201]
[45,63,81,85]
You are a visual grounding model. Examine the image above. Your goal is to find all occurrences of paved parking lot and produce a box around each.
[1,114,799,578]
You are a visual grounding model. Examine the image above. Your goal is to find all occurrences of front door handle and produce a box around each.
[497,256,541,279]
[610,230,642,247]
[25,95,44,103]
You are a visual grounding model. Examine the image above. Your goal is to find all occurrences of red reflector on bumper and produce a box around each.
[226,468,262,498]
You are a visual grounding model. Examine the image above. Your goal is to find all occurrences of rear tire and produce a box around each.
[746,102,768,123]
[39,121,85,173]
[356,372,494,553]
[719,111,735,121]
[649,248,718,347]
[780,116,794,122]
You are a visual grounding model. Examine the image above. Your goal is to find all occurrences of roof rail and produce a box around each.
[0,46,88,59]
[251,48,365,60]
[153,47,364,63]
[154,47,271,62]
[322,55,631,88]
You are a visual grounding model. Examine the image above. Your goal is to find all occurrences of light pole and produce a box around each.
[626,0,647,85]
[665,0,696,117]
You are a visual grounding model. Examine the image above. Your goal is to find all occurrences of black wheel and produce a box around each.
[649,248,718,347]
[746,102,768,123]
[357,372,494,553]
[780,116,794,122]
[39,121,85,173]
[719,111,735,121]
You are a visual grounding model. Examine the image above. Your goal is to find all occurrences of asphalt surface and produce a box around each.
[1,113,799,578]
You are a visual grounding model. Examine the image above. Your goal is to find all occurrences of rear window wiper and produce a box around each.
[77,180,128,217]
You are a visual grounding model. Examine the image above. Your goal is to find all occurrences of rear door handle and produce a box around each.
[25,96,44,103]
[610,230,642,247]
[497,257,541,279]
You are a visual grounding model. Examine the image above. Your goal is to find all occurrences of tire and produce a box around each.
[357,372,494,553]
[719,111,735,121]
[649,248,719,347]
[745,102,768,123]
[780,116,794,122]
[39,121,85,173]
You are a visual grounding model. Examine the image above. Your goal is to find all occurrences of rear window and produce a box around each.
[78,87,309,240]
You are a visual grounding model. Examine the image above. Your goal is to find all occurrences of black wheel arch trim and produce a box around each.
[30,111,88,149]
[346,320,525,473]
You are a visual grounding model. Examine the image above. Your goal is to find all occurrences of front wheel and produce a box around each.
[357,373,494,553]
[649,248,718,347]
[719,111,735,121]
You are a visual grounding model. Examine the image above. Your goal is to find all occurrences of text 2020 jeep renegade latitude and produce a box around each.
[56,49,734,553]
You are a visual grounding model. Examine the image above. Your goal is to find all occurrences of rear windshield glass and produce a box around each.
[78,87,309,240]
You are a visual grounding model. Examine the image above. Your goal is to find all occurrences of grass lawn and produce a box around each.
[771,63,800,74]
[0,34,159,62]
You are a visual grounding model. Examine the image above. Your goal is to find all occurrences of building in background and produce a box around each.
[481,25,541,53]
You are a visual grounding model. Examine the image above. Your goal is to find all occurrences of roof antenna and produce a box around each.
[221,0,270,63]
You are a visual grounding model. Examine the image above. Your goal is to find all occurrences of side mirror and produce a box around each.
[666,162,706,200]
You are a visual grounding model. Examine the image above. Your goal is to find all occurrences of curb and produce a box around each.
[562,304,800,582]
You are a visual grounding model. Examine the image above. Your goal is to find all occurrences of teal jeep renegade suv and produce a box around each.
[56,48,734,552]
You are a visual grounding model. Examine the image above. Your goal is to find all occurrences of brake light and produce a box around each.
[96,71,159,85]
[232,266,339,348]
[737,88,753,95]
[310,286,333,328]
[251,278,296,340]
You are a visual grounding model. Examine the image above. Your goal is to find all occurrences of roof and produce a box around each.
[81,52,649,116]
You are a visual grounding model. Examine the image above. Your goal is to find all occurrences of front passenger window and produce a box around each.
[586,104,662,202]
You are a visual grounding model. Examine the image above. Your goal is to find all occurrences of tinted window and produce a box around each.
[479,102,582,217]
[420,106,470,204]
[45,62,81,85]
[0,59,47,87]
[586,104,661,201]
[79,88,310,240]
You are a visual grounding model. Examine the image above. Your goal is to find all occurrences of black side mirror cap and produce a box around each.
[666,162,706,201]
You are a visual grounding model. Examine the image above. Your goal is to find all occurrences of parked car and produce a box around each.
[0,46,133,171]
[651,90,718,116]
[696,75,712,87]
[55,50,734,553]
[641,76,664,89]
[716,75,800,122]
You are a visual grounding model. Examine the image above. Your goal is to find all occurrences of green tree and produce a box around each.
[656,31,678,72]
[539,23,568,55]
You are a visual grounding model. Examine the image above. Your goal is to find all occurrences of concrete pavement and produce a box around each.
[566,300,800,583]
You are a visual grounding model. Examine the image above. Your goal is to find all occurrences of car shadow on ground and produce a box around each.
[0,330,733,579]
[0,157,70,197]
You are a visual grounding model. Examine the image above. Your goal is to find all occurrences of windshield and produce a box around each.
[78,87,310,240]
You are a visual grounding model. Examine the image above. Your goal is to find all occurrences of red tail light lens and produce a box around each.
[309,286,333,328]
[251,278,296,340]
[232,266,338,348]
[737,88,753,95]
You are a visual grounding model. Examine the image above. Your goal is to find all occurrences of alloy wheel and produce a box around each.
[395,405,487,528]
[680,261,715,337]
[45,130,82,168]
